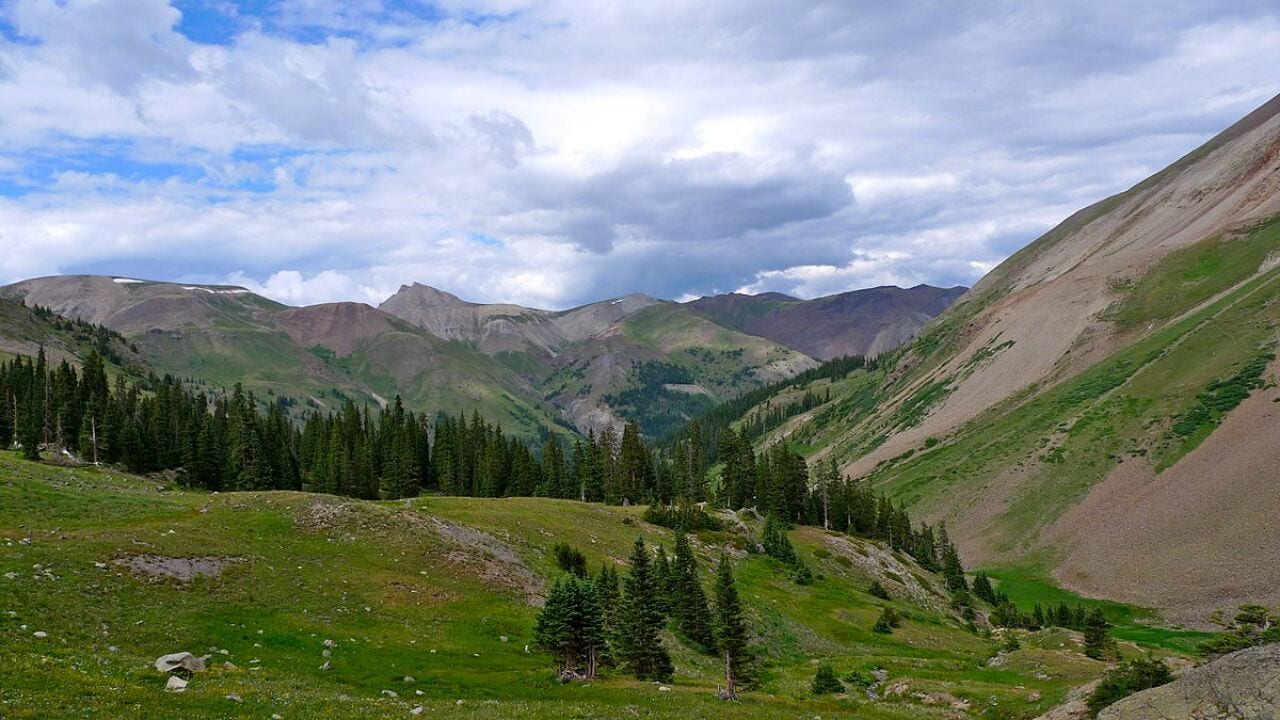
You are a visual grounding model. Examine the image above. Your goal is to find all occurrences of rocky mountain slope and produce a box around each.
[728,93,1280,626]
[685,284,967,360]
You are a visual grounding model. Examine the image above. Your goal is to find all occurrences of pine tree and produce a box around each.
[712,556,749,699]
[616,538,673,681]
[652,544,673,615]
[1083,608,1113,660]
[811,663,844,695]
[940,536,968,593]
[596,563,621,666]
[971,572,996,604]
[670,532,715,650]
[533,576,605,679]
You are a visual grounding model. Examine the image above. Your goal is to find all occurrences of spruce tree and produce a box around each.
[712,556,749,699]
[533,576,605,679]
[811,663,844,695]
[671,532,715,650]
[616,538,673,681]
[940,538,968,593]
[652,544,673,615]
[596,563,621,665]
[971,572,996,604]
[1083,608,1113,660]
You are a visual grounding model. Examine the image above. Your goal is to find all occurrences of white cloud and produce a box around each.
[1,1,1278,308]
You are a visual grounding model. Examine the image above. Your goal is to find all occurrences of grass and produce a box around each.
[983,568,1213,654]
[0,452,1143,719]
[1107,214,1280,329]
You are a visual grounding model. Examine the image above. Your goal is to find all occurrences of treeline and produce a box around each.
[3,345,972,586]
[661,353,875,464]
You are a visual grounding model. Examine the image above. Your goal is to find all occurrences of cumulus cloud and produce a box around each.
[1,1,1279,307]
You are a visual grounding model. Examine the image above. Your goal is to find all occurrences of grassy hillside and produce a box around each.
[0,451,1165,719]
[0,298,144,375]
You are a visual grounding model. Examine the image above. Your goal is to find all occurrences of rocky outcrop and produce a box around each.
[1098,643,1280,720]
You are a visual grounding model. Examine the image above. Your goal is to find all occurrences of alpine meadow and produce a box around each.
[2,3,1279,719]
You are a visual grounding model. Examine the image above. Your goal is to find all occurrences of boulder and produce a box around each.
[1097,643,1280,720]
[155,652,206,673]
[164,676,188,692]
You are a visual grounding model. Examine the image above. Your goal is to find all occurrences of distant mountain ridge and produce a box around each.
[684,284,967,360]
[1,274,963,438]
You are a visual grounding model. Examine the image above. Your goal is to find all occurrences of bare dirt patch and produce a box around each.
[1050,374,1280,627]
[115,555,239,582]
[428,517,545,606]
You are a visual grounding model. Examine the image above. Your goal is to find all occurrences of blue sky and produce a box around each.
[1,0,1279,308]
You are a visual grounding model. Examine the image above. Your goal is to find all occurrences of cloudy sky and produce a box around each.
[1,1,1278,309]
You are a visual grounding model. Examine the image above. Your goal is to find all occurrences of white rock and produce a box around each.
[323,639,337,648]
[403,676,415,683]
[658,685,671,692]
[155,652,205,673]
[499,636,508,643]
[225,693,242,702]
[320,661,331,671]
[165,676,188,692]
[381,690,399,698]
[410,707,425,716]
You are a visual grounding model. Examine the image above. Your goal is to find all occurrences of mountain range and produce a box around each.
[0,274,962,438]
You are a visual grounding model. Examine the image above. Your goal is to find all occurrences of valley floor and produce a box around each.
[0,453,1192,718]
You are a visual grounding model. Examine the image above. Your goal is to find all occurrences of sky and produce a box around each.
[1,1,1278,309]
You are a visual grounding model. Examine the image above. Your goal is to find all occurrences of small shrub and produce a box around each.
[1001,633,1021,652]
[553,543,587,578]
[642,501,723,531]
[1086,657,1172,716]
[868,581,891,600]
[810,663,844,695]
[873,607,900,634]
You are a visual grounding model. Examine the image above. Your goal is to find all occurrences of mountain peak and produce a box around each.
[391,282,469,307]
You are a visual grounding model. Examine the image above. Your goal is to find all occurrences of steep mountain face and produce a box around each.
[738,93,1280,626]
[685,284,967,360]
[381,283,817,436]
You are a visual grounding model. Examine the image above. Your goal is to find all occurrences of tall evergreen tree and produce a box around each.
[712,556,749,699]
[616,538,673,681]
[1083,608,1113,660]
[670,532,715,650]
[533,575,606,679]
